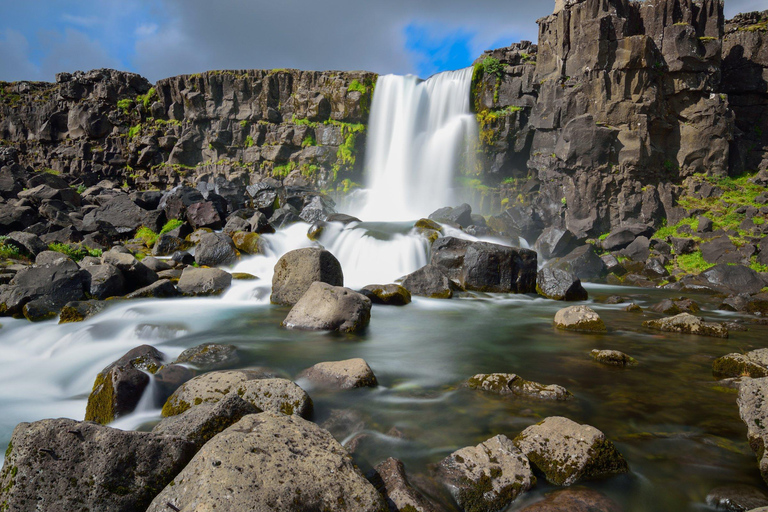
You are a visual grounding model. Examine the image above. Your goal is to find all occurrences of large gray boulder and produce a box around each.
[434,434,535,511]
[738,377,768,485]
[102,249,158,291]
[194,232,238,267]
[401,264,457,299]
[146,413,387,512]
[173,343,240,370]
[554,305,606,332]
[643,313,728,338]
[714,348,768,378]
[298,358,378,389]
[176,267,232,296]
[283,282,371,333]
[514,416,628,486]
[85,263,126,299]
[536,267,588,301]
[271,247,344,305]
[0,257,89,317]
[0,418,195,512]
[85,345,165,424]
[546,244,607,280]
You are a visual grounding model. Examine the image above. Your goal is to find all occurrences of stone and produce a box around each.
[697,215,714,233]
[700,264,765,295]
[298,358,378,389]
[5,231,47,257]
[0,257,89,317]
[434,434,535,511]
[151,392,261,449]
[283,282,371,333]
[102,250,158,291]
[468,373,572,400]
[0,418,195,512]
[194,232,238,267]
[706,484,768,512]
[141,256,172,273]
[401,264,457,299]
[428,203,473,227]
[518,487,622,512]
[125,279,178,299]
[59,299,108,323]
[368,458,439,512]
[714,349,768,378]
[601,225,652,251]
[154,364,196,402]
[514,416,628,486]
[670,237,696,255]
[185,200,222,230]
[554,305,606,332]
[91,194,158,235]
[85,344,165,424]
[533,226,579,259]
[547,245,607,280]
[271,247,344,305]
[619,236,650,262]
[650,298,700,315]
[85,263,125,299]
[429,237,473,282]
[152,233,184,256]
[360,283,412,306]
[173,343,240,371]
[590,350,637,367]
[643,313,728,338]
[231,231,268,255]
[738,377,768,485]
[176,267,232,296]
[701,236,744,264]
[536,267,588,301]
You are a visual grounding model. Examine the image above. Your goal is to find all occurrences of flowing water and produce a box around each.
[0,68,766,511]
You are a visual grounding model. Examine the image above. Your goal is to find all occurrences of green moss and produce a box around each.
[301,135,316,148]
[117,98,133,114]
[127,124,142,139]
[347,79,366,94]
[677,251,714,273]
[84,372,115,424]
[713,354,768,378]
[161,398,191,417]
[239,120,249,128]
[245,135,255,148]
[272,162,296,178]
[47,243,102,261]
[135,226,158,247]
[4,441,11,459]
[136,87,157,110]
[159,219,183,235]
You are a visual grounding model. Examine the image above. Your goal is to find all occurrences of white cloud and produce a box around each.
[61,14,99,27]
[38,28,120,78]
[0,29,41,81]
[135,23,158,38]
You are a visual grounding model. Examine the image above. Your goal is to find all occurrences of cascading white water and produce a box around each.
[354,68,478,221]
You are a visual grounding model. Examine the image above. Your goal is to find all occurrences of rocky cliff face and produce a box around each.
[473,0,767,239]
[0,68,376,193]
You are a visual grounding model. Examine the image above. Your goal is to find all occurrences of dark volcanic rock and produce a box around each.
[271,247,344,305]
[461,241,537,293]
[359,283,412,305]
[536,267,588,301]
[401,264,457,299]
[547,244,607,280]
[534,226,579,259]
[428,203,473,227]
[194,232,238,267]
[0,257,89,317]
[700,264,765,295]
[0,418,195,512]
[176,267,232,296]
[85,263,125,299]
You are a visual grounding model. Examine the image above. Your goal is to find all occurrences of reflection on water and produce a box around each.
[0,282,765,510]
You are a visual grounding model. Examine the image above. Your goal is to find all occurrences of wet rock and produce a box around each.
[151,392,260,449]
[429,203,473,227]
[146,413,386,512]
[59,299,108,323]
[298,358,378,389]
[461,241,537,293]
[650,298,700,315]
[706,484,768,512]
[360,283,412,305]
[283,282,371,333]
[533,226,579,260]
[232,231,268,255]
[85,345,165,424]
[590,350,637,367]
[369,457,440,512]
[151,233,184,256]
[176,267,232,296]
[171,250,194,265]
[434,434,535,511]
[194,232,238,267]
[102,249,158,291]
[173,343,240,370]
[643,313,728,338]
[125,279,178,299]
[547,245,607,281]
[714,349,768,378]
[624,303,642,312]
[85,263,125,299]
[719,294,768,316]
[154,364,196,402]
[270,247,344,305]
[430,237,473,282]
[518,487,622,512]
[554,305,607,332]
[402,264,457,299]
[0,418,195,512]
[468,373,572,400]
[536,267,588,301]
[514,416,628,486]
[0,257,89,317]
[738,377,768,485]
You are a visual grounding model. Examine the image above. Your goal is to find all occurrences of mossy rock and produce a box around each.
[713,349,768,378]
[231,231,266,255]
[554,305,606,332]
[231,272,258,280]
[467,373,572,400]
[360,284,411,306]
[590,349,638,367]
[643,313,728,338]
[414,218,442,232]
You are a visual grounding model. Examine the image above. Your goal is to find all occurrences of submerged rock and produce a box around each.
[536,267,588,301]
[283,282,371,333]
[271,247,344,305]
[642,313,728,338]
[298,358,378,389]
[590,350,637,367]
[714,349,768,378]
[554,305,607,332]
[706,484,768,512]
[468,373,572,400]
[173,343,240,370]
[434,434,535,511]
[401,264,457,299]
[146,413,387,512]
[738,377,768,485]
[368,457,440,512]
[650,298,700,315]
[85,344,165,424]
[0,418,195,512]
[514,416,628,486]
[360,283,412,305]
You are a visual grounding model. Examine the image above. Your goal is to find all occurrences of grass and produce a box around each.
[652,217,699,240]
[676,251,715,273]
[135,227,158,247]
[160,219,183,235]
[0,237,23,260]
[245,135,255,148]
[117,98,133,114]
[48,243,102,261]
[347,79,367,94]
[273,162,296,178]
[301,135,316,148]
[128,125,141,139]
[136,87,157,110]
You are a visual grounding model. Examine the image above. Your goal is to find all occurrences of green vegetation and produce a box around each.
[336,178,361,193]
[347,80,367,94]
[160,219,184,235]
[128,124,142,139]
[135,227,158,247]
[37,167,59,175]
[476,106,522,146]
[301,135,316,148]
[117,98,133,114]
[273,162,296,178]
[0,237,23,260]
[299,163,319,178]
[245,135,255,148]
[239,120,249,128]
[473,57,504,106]
[292,115,318,128]
[677,251,715,273]
[738,18,767,32]
[47,243,102,261]
[136,87,157,109]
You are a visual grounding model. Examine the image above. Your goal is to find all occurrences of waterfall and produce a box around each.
[354,68,478,222]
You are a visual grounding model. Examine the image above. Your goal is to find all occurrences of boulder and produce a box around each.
[590,350,637,367]
[601,224,652,251]
[514,416,628,486]
[283,282,371,333]
[547,245,607,281]
[0,257,89,317]
[146,413,387,512]
[700,264,765,295]
[670,237,696,255]
[360,283,412,306]
[533,226,579,260]
[468,373,572,400]
[650,298,700,315]
[151,392,260,449]
[125,279,178,299]
[536,268,588,301]
[619,236,650,262]
[85,263,125,299]
[706,485,768,512]
[738,377,768,485]
[401,264,457,299]
[0,418,195,512]
[5,231,47,257]
[141,256,172,273]
[271,247,344,305]
[518,487,622,512]
[428,203,473,227]
[102,250,158,291]
[232,231,268,255]
[90,194,158,235]
[298,358,378,389]
[194,232,238,267]
[85,345,165,424]
[714,349,768,378]
[59,299,108,323]
[461,241,538,293]
[719,294,768,316]
[643,313,728,338]
[701,236,743,264]
[185,200,222,230]
[176,267,232,296]
[430,237,473,282]
[151,233,184,256]
[173,343,240,370]
[368,458,440,512]
[434,434,535,511]
[554,305,606,332]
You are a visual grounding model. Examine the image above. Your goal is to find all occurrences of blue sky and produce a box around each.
[1,0,762,83]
